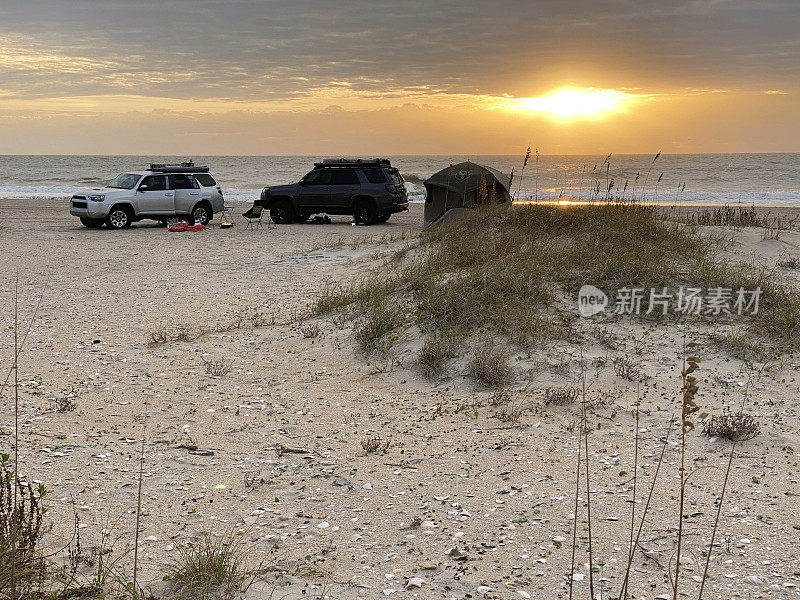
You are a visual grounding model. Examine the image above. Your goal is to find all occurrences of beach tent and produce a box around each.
[423,162,511,227]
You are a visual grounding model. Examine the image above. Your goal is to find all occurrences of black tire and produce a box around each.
[270,199,295,224]
[105,206,132,230]
[353,199,378,225]
[376,212,391,223]
[295,210,311,223]
[189,203,211,226]
[80,217,104,229]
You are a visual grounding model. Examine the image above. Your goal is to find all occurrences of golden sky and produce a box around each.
[0,0,798,154]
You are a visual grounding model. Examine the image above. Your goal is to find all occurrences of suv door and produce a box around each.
[135,175,172,215]
[297,170,332,210]
[329,169,361,208]
[169,174,202,216]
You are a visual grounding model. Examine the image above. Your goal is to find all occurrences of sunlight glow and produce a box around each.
[502,87,638,120]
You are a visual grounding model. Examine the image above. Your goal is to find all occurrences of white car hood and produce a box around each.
[76,187,130,197]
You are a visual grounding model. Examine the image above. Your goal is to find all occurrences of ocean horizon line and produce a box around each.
[1,151,800,158]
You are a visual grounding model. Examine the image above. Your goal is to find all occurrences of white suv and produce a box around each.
[70,163,225,229]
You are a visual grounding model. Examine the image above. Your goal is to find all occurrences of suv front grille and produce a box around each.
[72,200,88,209]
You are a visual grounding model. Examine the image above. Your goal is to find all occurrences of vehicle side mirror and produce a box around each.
[138,185,149,192]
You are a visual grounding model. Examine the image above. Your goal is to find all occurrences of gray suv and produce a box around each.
[70,163,224,229]
[258,158,408,225]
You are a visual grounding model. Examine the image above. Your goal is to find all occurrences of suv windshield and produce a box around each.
[107,173,141,189]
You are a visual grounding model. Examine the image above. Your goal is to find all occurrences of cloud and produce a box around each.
[0,0,798,106]
[0,1,798,152]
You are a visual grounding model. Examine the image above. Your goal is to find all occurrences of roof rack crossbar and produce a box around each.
[147,161,210,174]
[312,158,391,169]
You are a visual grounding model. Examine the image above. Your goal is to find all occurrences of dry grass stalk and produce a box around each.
[581,370,595,599]
[568,400,582,600]
[132,403,148,598]
[515,146,531,201]
[618,416,675,599]
[697,385,749,599]
[8,277,42,599]
[640,150,661,203]
[673,339,701,600]
[626,386,641,595]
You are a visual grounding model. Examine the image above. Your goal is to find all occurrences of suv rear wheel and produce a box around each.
[189,203,211,226]
[80,217,104,229]
[353,199,378,225]
[376,212,391,223]
[270,199,295,224]
[106,206,132,229]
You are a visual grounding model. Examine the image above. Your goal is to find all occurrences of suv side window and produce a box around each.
[169,174,200,190]
[331,170,359,186]
[140,175,167,191]
[363,169,387,184]
[194,174,217,187]
[302,170,333,186]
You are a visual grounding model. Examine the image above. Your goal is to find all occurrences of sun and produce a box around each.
[502,87,637,121]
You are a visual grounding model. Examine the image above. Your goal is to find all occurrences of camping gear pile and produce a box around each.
[168,221,205,232]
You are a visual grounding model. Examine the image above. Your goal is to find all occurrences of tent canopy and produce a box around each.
[423,162,511,227]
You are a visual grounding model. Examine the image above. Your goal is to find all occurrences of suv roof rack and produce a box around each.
[313,158,391,169]
[147,161,210,174]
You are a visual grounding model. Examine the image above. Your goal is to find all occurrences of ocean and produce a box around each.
[0,154,798,206]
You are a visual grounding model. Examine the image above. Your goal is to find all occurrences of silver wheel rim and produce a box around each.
[110,210,128,228]
[194,207,208,224]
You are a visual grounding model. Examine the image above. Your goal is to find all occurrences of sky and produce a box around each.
[0,0,798,155]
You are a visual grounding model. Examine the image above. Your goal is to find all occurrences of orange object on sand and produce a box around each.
[168,222,204,232]
[168,221,188,232]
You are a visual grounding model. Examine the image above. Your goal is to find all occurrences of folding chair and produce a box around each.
[242,204,265,230]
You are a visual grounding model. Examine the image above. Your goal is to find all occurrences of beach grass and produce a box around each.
[312,203,800,373]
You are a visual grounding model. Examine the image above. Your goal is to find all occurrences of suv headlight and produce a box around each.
[88,194,106,202]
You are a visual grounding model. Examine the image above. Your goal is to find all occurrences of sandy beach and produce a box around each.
[1,199,800,599]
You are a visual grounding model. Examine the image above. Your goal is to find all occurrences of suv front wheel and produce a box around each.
[106,206,132,229]
[270,199,295,224]
[353,199,378,225]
